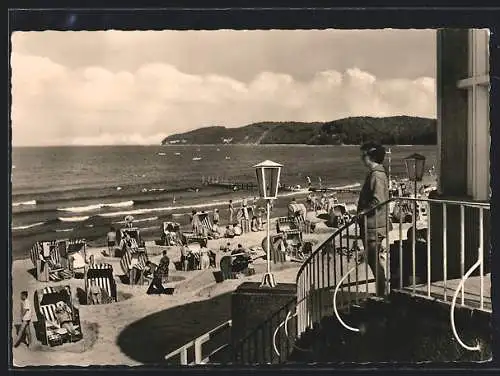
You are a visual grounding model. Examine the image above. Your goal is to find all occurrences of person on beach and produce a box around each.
[158,250,170,282]
[191,210,202,235]
[252,196,258,212]
[14,291,32,348]
[225,225,235,238]
[228,200,234,224]
[199,240,211,270]
[220,242,231,253]
[122,232,139,253]
[125,215,134,228]
[106,227,117,256]
[213,209,220,225]
[88,279,103,305]
[356,142,392,297]
[180,244,190,271]
[251,216,259,232]
[145,260,167,294]
[52,301,78,336]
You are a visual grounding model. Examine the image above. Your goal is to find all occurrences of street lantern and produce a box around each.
[254,160,283,288]
[404,153,426,182]
[254,160,283,200]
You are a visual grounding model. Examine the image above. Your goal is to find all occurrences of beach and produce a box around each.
[11,209,335,366]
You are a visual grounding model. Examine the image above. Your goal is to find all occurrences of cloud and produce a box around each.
[11,52,436,146]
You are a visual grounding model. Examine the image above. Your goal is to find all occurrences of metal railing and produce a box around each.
[296,196,490,351]
[232,297,297,364]
[164,320,232,365]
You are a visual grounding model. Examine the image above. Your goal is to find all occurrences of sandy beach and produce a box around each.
[11,210,335,367]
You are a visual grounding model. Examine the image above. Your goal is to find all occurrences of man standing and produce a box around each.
[213,208,220,225]
[106,227,117,256]
[228,200,234,224]
[14,291,32,348]
[158,250,170,282]
[357,142,392,297]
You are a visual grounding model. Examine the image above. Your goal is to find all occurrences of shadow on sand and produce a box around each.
[117,291,232,364]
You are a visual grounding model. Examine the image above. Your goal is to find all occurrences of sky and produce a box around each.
[11,29,436,146]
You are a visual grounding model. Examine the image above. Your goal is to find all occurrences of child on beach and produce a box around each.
[14,291,32,348]
[88,279,103,305]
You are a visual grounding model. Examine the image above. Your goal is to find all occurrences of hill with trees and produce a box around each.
[161,116,437,145]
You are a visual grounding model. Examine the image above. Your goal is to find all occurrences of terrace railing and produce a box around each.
[164,320,232,365]
[296,196,490,353]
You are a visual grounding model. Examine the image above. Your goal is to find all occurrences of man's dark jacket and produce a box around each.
[357,164,392,240]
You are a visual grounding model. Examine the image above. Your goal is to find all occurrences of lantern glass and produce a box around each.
[254,160,283,200]
[404,153,426,182]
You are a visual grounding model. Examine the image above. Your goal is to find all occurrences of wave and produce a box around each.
[12,221,45,231]
[96,190,311,219]
[55,228,74,232]
[12,200,37,207]
[57,200,134,213]
[58,216,90,222]
[114,216,158,224]
[141,188,166,193]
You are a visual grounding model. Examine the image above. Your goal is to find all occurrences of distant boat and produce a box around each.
[158,152,166,156]
[225,156,231,160]
[192,157,202,161]
[174,152,181,156]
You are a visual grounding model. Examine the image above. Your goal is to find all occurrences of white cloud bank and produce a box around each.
[11,52,436,146]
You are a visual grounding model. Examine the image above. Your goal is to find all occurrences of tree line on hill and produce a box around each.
[161,116,437,145]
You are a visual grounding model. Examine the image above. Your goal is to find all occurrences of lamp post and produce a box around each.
[404,153,426,286]
[254,160,283,288]
[404,153,427,199]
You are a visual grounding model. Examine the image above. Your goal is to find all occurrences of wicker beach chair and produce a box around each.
[85,263,117,304]
[29,241,73,282]
[120,249,149,285]
[261,234,287,264]
[161,221,181,245]
[195,213,214,234]
[34,285,83,347]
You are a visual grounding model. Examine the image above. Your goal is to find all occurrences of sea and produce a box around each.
[11,144,437,260]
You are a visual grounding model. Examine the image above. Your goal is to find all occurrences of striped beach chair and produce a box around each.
[85,263,117,304]
[284,229,303,252]
[120,250,149,285]
[261,234,287,264]
[194,212,213,236]
[34,285,82,346]
[29,241,72,282]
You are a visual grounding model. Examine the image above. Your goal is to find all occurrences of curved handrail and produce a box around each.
[272,317,287,356]
[284,310,310,353]
[333,265,360,333]
[450,260,482,352]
